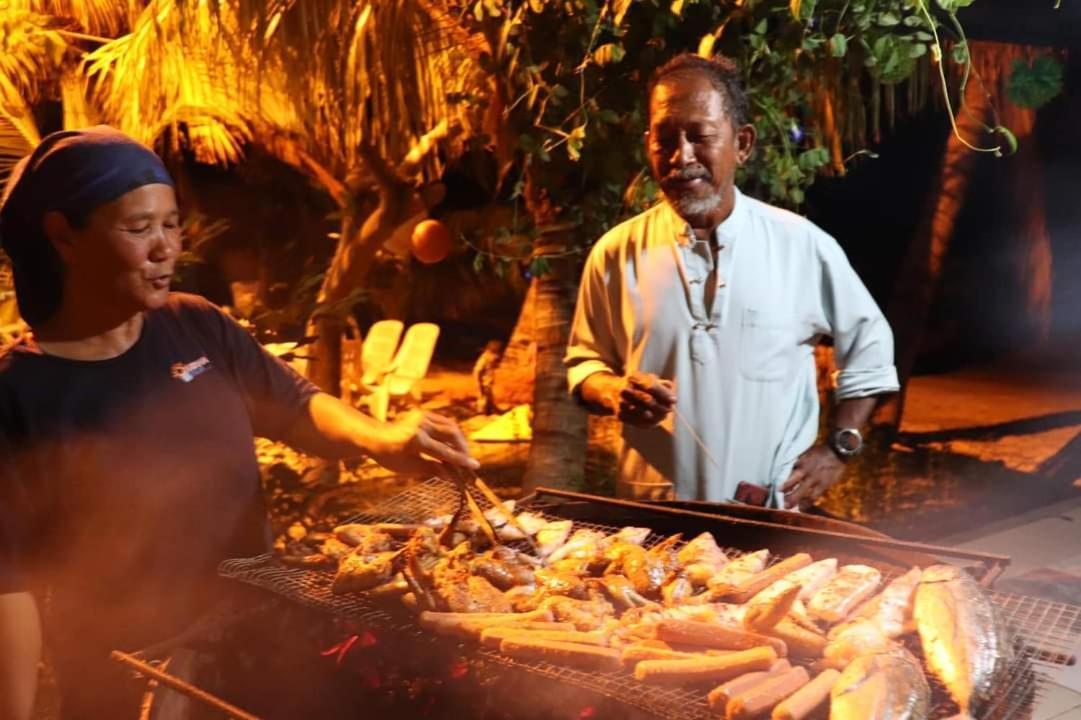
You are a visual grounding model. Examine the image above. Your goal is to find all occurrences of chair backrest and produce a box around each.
[388,322,440,383]
[361,320,404,385]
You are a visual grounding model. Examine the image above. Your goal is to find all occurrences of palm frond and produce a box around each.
[86,0,294,166]
[0,104,39,192]
[30,0,137,37]
[0,8,74,106]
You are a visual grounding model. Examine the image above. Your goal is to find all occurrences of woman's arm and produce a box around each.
[0,592,40,720]
[282,393,479,478]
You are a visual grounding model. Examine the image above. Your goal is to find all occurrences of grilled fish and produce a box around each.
[914,564,1013,716]
[830,648,930,720]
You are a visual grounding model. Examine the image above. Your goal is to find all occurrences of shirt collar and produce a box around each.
[665,186,749,247]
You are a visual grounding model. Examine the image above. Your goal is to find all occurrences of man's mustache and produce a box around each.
[663,166,712,184]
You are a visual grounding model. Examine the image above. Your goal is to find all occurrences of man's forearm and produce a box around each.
[831,396,879,432]
[0,592,41,720]
[283,392,389,460]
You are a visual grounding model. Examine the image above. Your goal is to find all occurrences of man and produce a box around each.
[565,54,899,509]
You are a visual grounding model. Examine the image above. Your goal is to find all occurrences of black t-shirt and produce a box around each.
[0,293,317,717]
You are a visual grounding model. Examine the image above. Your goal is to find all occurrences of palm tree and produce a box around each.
[81,0,487,392]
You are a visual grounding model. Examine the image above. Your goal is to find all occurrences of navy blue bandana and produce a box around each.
[0,126,175,325]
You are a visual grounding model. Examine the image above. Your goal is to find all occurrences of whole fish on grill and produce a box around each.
[830,648,930,720]
[914,564,1013,716]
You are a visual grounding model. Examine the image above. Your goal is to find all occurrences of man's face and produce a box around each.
[646,71,755,229]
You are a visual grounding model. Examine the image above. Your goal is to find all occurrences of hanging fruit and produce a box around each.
[410,219,452,264]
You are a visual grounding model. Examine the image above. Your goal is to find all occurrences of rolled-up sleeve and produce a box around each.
[815,233,900,400]
[565,243,623,395]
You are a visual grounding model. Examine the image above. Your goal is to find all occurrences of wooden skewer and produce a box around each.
[463,483,500,548]
[470,473,542,556]
[111,650,261,720]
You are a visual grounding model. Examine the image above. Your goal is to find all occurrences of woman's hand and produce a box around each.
[369,410,480,480]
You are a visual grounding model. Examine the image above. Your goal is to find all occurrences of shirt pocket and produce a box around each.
[739,308,796,382]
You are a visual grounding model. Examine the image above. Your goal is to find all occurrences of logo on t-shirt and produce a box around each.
[171,356,211,383]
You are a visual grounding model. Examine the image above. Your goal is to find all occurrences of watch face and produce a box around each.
[833,429,862,456]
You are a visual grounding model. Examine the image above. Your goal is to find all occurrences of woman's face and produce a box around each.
[57,184,181,314]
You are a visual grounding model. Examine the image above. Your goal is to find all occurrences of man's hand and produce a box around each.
[604,372,676,427]
[779,444,845,510]
[369,410,480,480]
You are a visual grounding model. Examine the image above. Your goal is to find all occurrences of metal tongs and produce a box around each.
[442,466,541,556]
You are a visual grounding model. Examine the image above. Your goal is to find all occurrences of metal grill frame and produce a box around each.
[218,479,1081,720]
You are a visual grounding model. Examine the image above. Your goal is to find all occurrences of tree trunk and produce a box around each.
[522,255,588,492]
[521,174,587,492]
[874,54,991,432]
[489,281,537,410]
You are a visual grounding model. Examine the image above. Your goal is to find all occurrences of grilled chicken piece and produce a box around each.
[742,558,838,630]
[320,536,356,561]
[914,564,1013,716]
[496,512,548,541]
[332,524,394,554]
[829,648,930,720]
[483,500,517,528]
[661,575,694,606]
[706,549,769,593]
[676,532,727,570]
[808,565,882,624]
[611,526,651,546]
[541,596,616,631]
[546,529,608,564]
[596,575,656,611]
[607,543,671,597]
[535,520,574,558]
[332,550,399,593]
[848,566,922,639]
[823,618,897,669]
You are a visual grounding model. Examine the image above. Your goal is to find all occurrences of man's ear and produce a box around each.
[735,124,757,166]
[42,211,77,264]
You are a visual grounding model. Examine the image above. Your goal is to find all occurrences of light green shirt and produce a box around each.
[565,189,899,505]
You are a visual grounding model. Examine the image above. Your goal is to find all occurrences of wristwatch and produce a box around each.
[829,427,864,460]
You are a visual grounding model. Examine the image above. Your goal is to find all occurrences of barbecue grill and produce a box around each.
[180,478,1080,720]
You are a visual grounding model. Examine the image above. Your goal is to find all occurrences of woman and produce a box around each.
[0,127,478,720]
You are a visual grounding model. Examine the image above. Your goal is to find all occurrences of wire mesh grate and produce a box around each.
[219,478,1081,720]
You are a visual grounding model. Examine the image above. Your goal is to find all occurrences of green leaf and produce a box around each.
[829,33,848,58]
[1007,56,1065,109]
[798,147,831,171]
[878,11,901,25]
[909,42,928,58]
[951,42,969,65]
[935,0,976,11]
[529,256,551,278]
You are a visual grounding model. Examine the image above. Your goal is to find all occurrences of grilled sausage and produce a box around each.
[725,666,810,720]
[657,619,788,657]
[707,660,792,710]
[633,646,777,685]
[770,668,839,720]
[498,637,622,671]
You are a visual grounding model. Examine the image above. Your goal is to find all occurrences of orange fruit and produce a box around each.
[410,219,452,264]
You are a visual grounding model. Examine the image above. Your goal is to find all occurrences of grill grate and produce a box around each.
[219,478,1081,720]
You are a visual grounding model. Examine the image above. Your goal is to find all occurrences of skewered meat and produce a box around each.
[914,564,1013,716]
